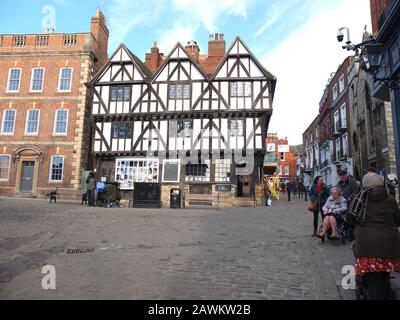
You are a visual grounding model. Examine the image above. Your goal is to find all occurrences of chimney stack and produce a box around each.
[145,41,164,72]
[185,40,200,64]
[208,32,225,58]
[91,7,109,69]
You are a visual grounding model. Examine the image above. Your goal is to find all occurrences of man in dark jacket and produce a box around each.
[337,170,361,241]
[86,172,96,207]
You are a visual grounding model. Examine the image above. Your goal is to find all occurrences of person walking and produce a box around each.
[337,170,361,241]
[86,172,96,207]
[263,182,271,207]
[309,176,330,237]
[346,173,400,299]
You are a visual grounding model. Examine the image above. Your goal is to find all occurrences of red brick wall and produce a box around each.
[370,0,390,35]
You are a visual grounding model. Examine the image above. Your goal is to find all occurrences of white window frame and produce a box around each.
[342,133,349,157]
[6,68,22,93]
[53,109,69,136]
[340,103,347,128]
[25,109,40,135]
[162,159,181,183]
[339,75,345,93]
[334,111,340,132]
[30,67,45,92]
[333,84,338,101]
[57,67,73,92]
[0,154,11,181]
[336,138,341,160]
[49,155,64,183]
[1,109,16,135]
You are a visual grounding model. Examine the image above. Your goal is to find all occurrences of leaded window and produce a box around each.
[169,84,190,99]
[215,159,231,182]
[230,82,251,97]
[185,160,211,182]
[111,86,131,102]
[112,123,132,139]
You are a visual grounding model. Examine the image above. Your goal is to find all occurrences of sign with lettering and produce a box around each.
[216,185,232,193]
[278,145,289,153]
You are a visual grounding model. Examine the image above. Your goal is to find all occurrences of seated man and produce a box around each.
[320,187,348,238]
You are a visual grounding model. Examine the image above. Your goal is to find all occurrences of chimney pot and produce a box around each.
[153,41,157,48]
[209,34,214,40]
[215,33,219,41]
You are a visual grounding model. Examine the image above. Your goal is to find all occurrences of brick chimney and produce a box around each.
[145,41,164,73]
[208,33,225,58]
[370,0,390,35]
[90,7,109,69]
[185,40,200,63]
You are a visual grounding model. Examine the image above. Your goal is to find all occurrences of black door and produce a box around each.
[237,176,243,197]
[21,161,35,193]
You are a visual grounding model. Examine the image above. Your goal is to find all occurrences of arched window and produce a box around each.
[0,154,11,181]
[49,155,64,182]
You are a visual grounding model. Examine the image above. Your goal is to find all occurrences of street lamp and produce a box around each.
[337,27,400,90]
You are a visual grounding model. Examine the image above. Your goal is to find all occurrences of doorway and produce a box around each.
[20,161,35,193]
[237,175,251,197]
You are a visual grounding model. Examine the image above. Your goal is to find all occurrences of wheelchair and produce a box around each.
[319,214,347,245]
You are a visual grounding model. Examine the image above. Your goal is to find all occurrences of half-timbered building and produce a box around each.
[88,35,276,207]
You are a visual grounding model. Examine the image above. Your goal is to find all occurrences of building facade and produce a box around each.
[369,0,400,190]
[303,114,320,188]
[348,49,397,181]
[303,56,353,187]
[0,9,109,198]
[88,36,276,207]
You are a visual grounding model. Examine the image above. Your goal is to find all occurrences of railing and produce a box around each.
[13,36,26,47]
[64,34,77,46]
[35,35,49,47]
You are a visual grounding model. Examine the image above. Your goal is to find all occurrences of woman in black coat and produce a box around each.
[347,173,400,299]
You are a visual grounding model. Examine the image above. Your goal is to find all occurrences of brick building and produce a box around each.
[265,134,297,184]
[370,0,390,35]
[0,9,109,198]
[303,56,353,187]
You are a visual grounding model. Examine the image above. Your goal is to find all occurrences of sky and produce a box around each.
[0,0,372,145]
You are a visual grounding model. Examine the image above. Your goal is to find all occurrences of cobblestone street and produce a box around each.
[0,195,398,300]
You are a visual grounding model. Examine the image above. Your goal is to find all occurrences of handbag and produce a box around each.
[308,202,318,212]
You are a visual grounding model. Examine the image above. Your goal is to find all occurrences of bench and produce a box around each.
[186,193,219,207]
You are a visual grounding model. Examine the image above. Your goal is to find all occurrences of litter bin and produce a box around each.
[170,189,181,208]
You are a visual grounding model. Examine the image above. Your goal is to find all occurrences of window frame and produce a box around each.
[0,154,11,181]
[57,67,73,92]
[25,109,40,135]
[229,119,244,137]
[29,67,45,92]
[168,83,191,100]
[1,109,16,135]
[339,75,345,93]
[162,159,181,183]
[49,155,64,183]
[334,111,340,132]
[215,159,231,183]
[112,122,132,139]
[342,133,349,157]
[333,84,338,101]
[230,81,251,98]
[53,109,69,136]
[340,103,347,128]
[6,68,22,93]
[110,85,131,102]
[335,138,341,160]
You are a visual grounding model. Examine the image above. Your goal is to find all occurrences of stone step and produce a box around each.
[12,193,36,199]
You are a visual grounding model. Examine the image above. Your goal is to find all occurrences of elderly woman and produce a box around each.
[320,187,347,238]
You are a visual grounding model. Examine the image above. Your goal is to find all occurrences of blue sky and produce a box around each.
[0,0,372,144]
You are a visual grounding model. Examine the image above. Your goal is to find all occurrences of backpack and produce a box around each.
[347,188,370,226]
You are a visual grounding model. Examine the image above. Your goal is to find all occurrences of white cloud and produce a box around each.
[157,26,198,55]
[172,0,254,32]
[261,0,372,145]
[108,0,164,51]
